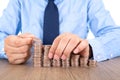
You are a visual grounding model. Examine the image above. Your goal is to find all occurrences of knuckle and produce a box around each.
[23,53,28,58]
[8,56,15,64]
[55,48,61,56]
[55,49,59,55]
[53,37,60,43]
[15,39,21,45]
[19,45,29,52]
[4,37,11,45]
[49,47,54,53]
[61,37,70,43]
[7,35,17,44]
[64,50,70,57]
[77,45,82,51]
[61,37,67,41]
[83,40,89,46]
[71,39,78,45]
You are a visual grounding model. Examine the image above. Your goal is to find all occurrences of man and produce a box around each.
[0,0,120,64]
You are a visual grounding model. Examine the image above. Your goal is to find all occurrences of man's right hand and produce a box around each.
[4,33,35,64]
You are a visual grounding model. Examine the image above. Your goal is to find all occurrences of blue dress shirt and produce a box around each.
[0,0,120,61]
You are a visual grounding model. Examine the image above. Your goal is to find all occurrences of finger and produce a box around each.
[54,36,71,60]
[7,53,28,61]
[73,40,88,54]
[12,59,26,64]
[25,50,31,60]
[61,36,80,60]
[80,46,89,58]
[14,51,31,64]
[5,44,30,53]
[48,33,66,59]
[6,36,33,47]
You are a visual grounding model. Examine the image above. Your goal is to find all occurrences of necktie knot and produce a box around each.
[49,0,54,2]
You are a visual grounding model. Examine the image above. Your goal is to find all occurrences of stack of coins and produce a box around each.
[62,55,71,68]
[88,59,97,67]
[33,38,43,67]
[43,45,52,67]
[71,54,80,67]
[80,57,88,68]
[52,59,61,67]
[32,39,97,67]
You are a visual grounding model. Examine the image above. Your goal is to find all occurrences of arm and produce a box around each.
[87,0,120,62]
[0,0,21,59]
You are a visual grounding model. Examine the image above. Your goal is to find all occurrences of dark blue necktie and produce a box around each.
[43,0,59,45]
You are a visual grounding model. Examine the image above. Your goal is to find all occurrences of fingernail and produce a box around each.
[48,53,53,59]
[74,49,79,54]
[61,55,66,60]
[54,55,59,60]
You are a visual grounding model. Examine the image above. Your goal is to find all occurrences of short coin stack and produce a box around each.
[33,38,97,67]
[71,54,80,67]
[43,45,52,67]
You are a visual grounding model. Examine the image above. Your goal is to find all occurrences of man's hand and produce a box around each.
[48,33,90,60]
[4,33,35,64]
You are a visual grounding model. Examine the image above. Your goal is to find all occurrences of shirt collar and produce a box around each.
[45,0,63,4]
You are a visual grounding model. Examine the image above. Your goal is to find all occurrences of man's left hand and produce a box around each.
[48,33,90,60]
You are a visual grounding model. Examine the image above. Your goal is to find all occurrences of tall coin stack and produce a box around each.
[33,38,43,67]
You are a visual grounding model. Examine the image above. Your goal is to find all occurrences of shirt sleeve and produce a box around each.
[87,0,120,62]
[0,40,7,59]
[0,0,21,59]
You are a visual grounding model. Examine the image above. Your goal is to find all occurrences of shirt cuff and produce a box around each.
[88,39,109,62]
[0,48,7,59]
[0,42,8,59]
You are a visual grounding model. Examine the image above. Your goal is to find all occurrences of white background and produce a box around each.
[0,0,120,38]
